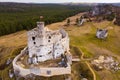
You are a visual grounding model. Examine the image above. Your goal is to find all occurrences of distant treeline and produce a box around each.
[0,3,91,36]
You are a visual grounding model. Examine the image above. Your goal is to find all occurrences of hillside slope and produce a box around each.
[0,2,90,36]
[0,13,120,80]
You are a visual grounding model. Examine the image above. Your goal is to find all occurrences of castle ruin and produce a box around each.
[27,22,70,63]
[13,21,72,78]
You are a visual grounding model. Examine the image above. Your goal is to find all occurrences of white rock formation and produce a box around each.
[96,28,108,39]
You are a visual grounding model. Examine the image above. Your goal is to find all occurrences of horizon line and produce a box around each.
[0,1,120,4]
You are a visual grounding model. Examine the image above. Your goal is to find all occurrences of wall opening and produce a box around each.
[49,36,51,39]
[39,55,42,57]
[32,37,35,40]
[48,40,50,42]
[34,42,36,44]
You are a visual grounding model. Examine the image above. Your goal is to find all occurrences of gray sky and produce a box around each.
[0,0,120,3]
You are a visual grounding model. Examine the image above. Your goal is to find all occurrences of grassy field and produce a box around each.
[0,12,120,80]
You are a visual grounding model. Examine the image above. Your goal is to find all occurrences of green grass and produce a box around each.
[0,46,25,80]
[94,70,101,80]
[80,46,93,58]
[1,11,120,80]
[69,21,120,57]
[70,45,82,57]
[72,62,93,80]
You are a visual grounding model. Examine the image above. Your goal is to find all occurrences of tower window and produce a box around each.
[49,36,51,39]
[39,55,42,57]
[48,40,50,42]
[34,42,36,44]
[32,37,35,40]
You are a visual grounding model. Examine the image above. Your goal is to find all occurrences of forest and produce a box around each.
[0,2,91,36]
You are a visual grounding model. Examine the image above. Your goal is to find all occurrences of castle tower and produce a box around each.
[37,22,45,35]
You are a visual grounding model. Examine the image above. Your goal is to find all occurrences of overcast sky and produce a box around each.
[0,0,120,3]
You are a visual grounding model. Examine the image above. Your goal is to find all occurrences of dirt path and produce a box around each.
[80,48,96,80]
[86,62,96,80]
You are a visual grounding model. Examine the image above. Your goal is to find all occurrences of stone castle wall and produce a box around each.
[13,47,71,77]
[27,22,70,62]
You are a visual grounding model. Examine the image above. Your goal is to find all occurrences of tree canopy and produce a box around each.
[0,3,91,36]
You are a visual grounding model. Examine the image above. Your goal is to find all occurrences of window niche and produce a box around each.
[33,42,36,44]
[39,55,42,57]
[48,40,50,42]
[32,37,35,41]
[48,36,51,39]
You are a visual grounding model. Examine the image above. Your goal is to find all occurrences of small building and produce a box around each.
[96,28,108,39]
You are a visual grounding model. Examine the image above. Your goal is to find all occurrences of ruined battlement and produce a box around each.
[27,22,70,62]
[13,21,72,78]
[37,22,45,31]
